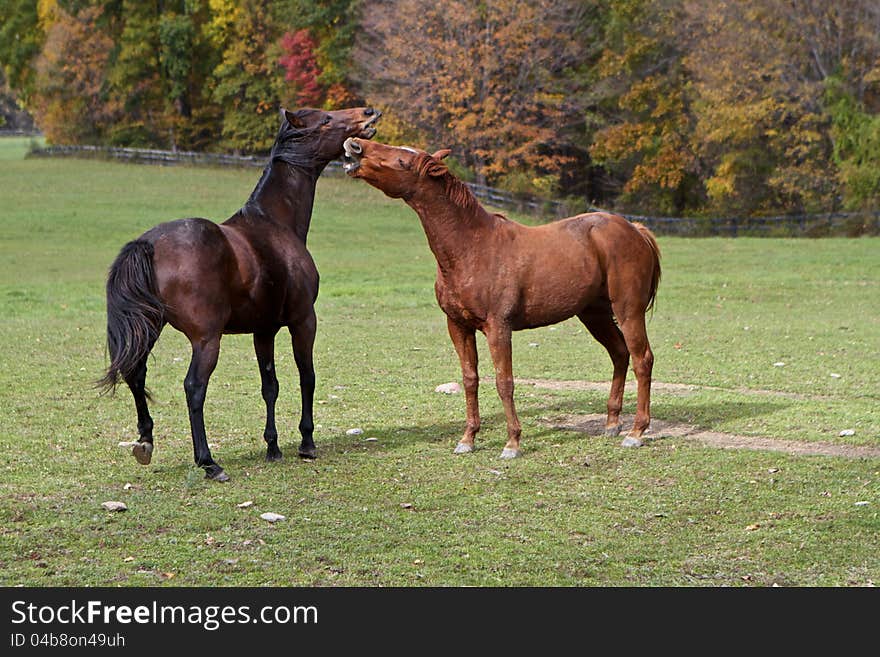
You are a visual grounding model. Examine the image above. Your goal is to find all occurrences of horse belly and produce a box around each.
[514,259,603,329]
[223,300,277,333]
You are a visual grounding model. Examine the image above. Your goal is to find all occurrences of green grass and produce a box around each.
[0,136,878,586]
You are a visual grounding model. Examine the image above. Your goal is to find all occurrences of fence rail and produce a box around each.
[29,144,268,168]
[596,208,880,237]
[27,144,879,236]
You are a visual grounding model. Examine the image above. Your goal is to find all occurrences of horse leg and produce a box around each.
[614,312,654,447]
[254,331,283,462]
[447,317,481,454]
[124,354,155,465]
[485,322,522,459]
[290,309,317,459]
[183,336,228,481]
[578,307,630,437]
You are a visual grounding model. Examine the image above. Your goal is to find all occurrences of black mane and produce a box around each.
[245,118,324,208]
[269,120,324,168]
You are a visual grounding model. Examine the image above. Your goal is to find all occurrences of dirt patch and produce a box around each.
[516,377,839,402]
[547,413,880,459]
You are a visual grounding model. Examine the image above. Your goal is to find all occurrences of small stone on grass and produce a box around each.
[260,512,285,523]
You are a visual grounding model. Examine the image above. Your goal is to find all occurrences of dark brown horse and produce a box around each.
[343,137,661,458]
[99,107,380,481]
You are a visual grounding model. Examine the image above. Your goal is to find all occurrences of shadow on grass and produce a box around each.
[163,388,792,478]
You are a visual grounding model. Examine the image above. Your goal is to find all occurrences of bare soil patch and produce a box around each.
[547,413,880,459]
[516,378,879,459]
[517,377,839,402]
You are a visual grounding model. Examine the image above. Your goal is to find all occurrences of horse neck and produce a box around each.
[407,185,493,271]
[245,160,324,243]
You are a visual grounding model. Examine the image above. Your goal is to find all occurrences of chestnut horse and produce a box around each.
[99,107,380,481]
[343,137,661,458]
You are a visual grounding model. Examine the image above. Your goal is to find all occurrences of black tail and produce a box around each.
[97,240,164,397]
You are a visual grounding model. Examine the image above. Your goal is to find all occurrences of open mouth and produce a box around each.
[358,111,382,139]
[343,138,362,174]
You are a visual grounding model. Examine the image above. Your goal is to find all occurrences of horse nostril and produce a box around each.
[345,138,363,155]
[364,108,374,116]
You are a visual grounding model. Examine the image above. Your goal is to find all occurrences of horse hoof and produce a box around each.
[500,448,521,459]
[298,446,317,460]
[266,450,283,462]
[205,467,230,482]
[453,442,474,454]
[604,424,622,437]
[132,442,153,465]
[620,436,644,448]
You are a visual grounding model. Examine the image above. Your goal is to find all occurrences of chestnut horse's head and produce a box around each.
[272,107,381,167]
[342,137,452,199]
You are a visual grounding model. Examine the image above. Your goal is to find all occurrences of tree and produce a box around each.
[587,0,700,215]
[0,0,44,107]
[106,0,220,149]
[827,77,880,210]
[275,0,362,107]
[210,0,284,153]
[355,0,589,192]
[683,0,880,216]
[278,29,323,107]
[31,4,119,143]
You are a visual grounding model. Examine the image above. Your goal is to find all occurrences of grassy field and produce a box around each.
[0,136,878,586]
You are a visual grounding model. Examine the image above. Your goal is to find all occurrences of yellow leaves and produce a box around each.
[204,0,242,50]
[706,175,736,202]
[36,0,59,32]
[706,156,742,203]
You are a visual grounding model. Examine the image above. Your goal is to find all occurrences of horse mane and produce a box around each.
[444,175,481,211]
[269,122,323,168]
[415,154,481,213]
[245,121,324,208]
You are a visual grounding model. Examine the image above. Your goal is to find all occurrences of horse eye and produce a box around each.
[398,158,407,168]
[321,116,331,126]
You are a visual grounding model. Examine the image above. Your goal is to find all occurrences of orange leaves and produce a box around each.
[32,4,117,143]
[355,0,586,190]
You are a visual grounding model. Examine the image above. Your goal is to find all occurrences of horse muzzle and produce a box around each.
[358,109,382,139]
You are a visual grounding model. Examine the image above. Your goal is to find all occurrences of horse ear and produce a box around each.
[283,108,307,129]
[425,148,451,177]
[425,158,449,177]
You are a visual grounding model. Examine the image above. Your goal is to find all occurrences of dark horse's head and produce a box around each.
[342,137,451,199]
[271,107,382,169]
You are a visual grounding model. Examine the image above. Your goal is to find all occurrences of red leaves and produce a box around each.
[279,30,323,107]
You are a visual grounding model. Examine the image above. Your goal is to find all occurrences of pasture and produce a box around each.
[0,136,878,586]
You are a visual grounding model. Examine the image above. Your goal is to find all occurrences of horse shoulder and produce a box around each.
[218,223,263,289]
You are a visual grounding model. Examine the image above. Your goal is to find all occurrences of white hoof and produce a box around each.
[453,442,474,454]
[132,442,154,465]
[620,436,644,448]
[499,448,521,459]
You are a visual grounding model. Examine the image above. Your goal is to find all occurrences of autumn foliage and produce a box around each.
[279,29,322,107]
[1,0,879,215]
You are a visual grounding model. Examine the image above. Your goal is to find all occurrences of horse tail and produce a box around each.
[632,222,662,312]
[97,239,164,398]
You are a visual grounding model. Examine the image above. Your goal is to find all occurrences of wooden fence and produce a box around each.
[594,208,880,237]
[28,144,879,236]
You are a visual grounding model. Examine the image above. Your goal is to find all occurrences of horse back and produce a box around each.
[142,218,269,334]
